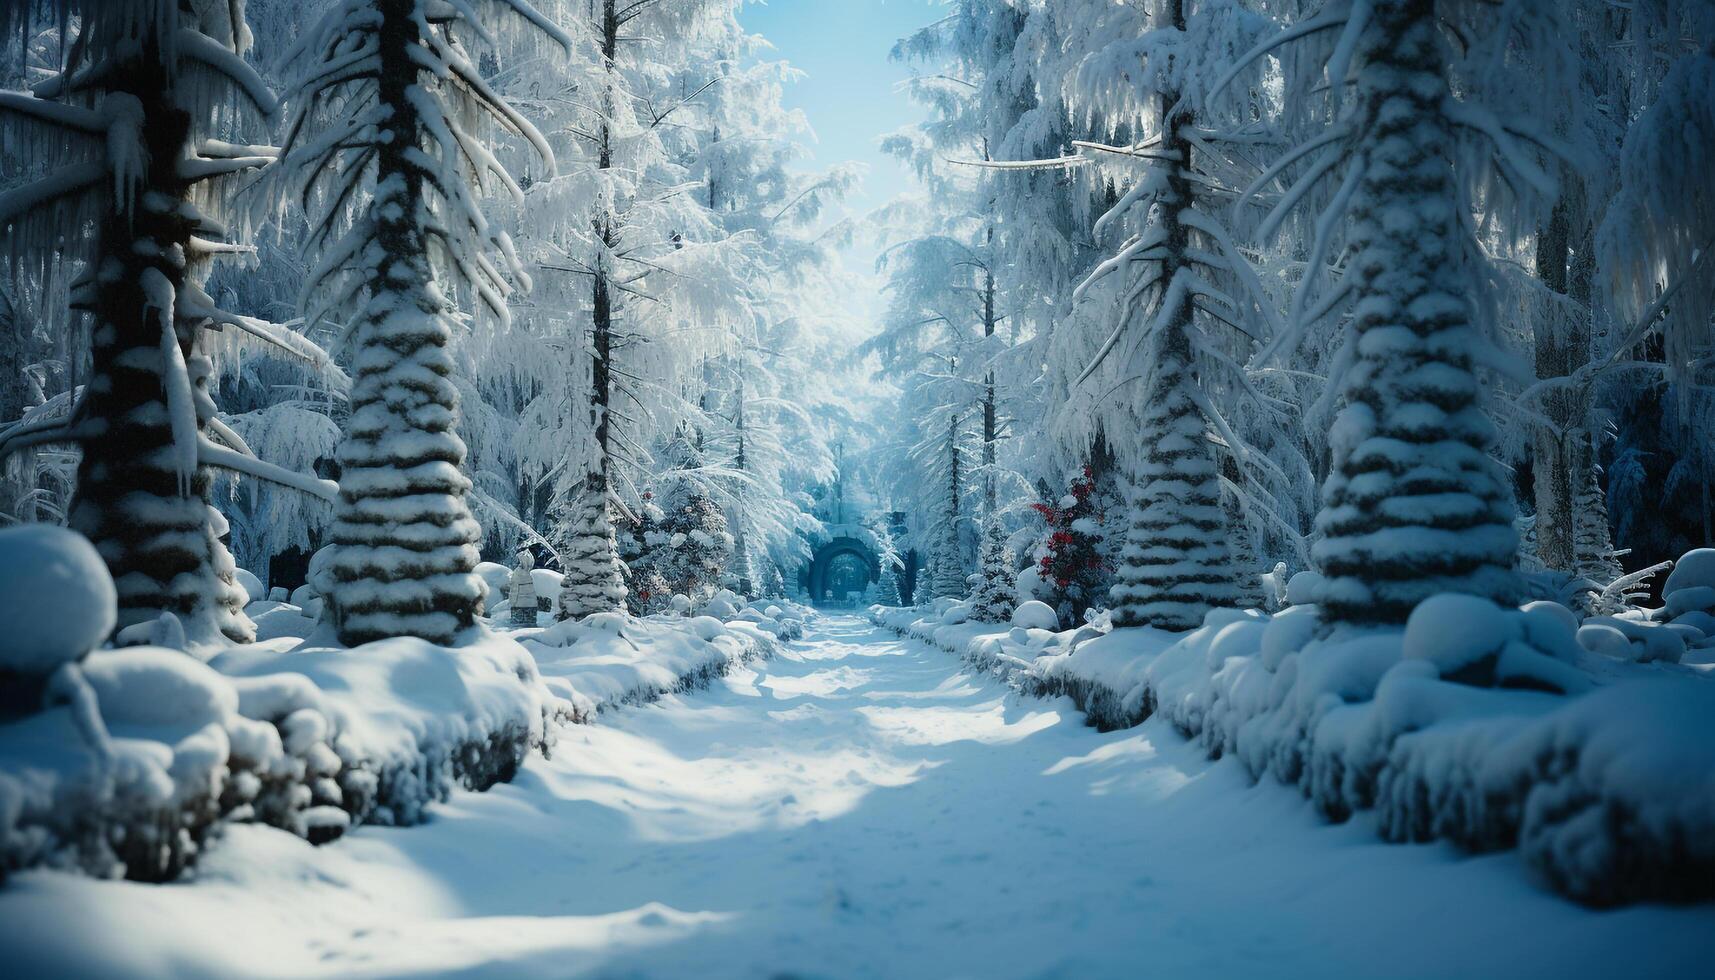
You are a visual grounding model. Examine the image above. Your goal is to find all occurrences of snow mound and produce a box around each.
[473,562,512,606]
[525,613,771,718]
[1011,600,1059,631]
[233,568,266,605]
[1285,570,1322,606]
[1402,594,1511,682]
[212,628,568,828]
[1661,548,1715,597]
[0,526,116,678]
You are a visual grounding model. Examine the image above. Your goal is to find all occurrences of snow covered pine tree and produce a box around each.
[278,0,570,643]
[1074,0,1280,631]
[1221,0,1574,623]
[0,0,338,645]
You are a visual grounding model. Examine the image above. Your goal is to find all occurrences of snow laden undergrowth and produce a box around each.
[871,560,1715,907]
[0,527,786,883]
[2,616,1708,978]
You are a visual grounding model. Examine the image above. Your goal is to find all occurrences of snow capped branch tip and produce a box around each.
[0,91,107,133]
[1072,139,1178,162]
[199,438,341,502]
[177,28,279,117]
[943,154,1089,171]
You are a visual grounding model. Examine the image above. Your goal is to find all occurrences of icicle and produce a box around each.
[142,268,198,497]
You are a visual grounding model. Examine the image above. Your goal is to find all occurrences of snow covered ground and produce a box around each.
[2,615,1709,979]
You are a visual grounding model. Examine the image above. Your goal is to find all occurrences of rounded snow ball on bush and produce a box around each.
[0,524,118,674]
[1662,548,1715,597]
[1011,600,1060,631]
[1402,593,1515,685]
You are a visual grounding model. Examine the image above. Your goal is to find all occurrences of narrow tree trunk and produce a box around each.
[932,413,966,598]
[1530,197,1589,573]
[732,381,754,598]
[981,238,998,518]
[1312,0,1518,624]
[0,286,33,522]
[559,0,627,618]
[71,40,251,645]
[323,0,485,645]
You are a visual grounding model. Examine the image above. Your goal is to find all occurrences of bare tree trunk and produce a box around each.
[1531,196,1590,573]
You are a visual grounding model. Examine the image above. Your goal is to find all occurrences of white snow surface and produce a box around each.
[872,595,1715,905]
[0,616,1707,978]
[0,525,117,674]
[522,611,774,720]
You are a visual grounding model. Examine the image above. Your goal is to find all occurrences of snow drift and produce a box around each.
[871,582,1715,906]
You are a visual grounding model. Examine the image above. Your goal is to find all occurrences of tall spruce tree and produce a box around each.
[280,0,569,644]
[0,0,337,645]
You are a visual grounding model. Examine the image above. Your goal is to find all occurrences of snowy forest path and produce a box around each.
[4,615,1707,979]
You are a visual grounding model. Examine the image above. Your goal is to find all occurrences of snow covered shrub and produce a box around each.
[508,552,538,629]
[525,611,773,719]
[1571,549,1715,664]
[1402,595,1587,694]
[0,523,573,882]
[214,630,569,829]
[1014,594,1715,905]
[1011,601,1060,632]
[1027,467,1110,629]
[0,529,278,881]
[862,564,1715,906]
[968,519,1016,623]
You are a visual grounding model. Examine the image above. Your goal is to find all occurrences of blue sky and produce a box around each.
[739,0,943,259]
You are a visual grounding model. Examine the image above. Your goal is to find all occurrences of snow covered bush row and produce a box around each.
[524,608,781,721]
[1,540,570,884]
[870,571,1715,906]
[0,528,788,884]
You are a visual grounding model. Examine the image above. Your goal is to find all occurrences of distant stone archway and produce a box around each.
[806,536,881,604]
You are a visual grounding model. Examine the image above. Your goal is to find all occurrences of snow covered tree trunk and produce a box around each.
[1107,44,1243,632]
[1222,477,1265,610]
[556,0,626,618]
[1311,0,1518,624]
[932,413,966,598]
[730,528,755,599]
[731,384,754,598]
[68,45,251,645]
[982,258,998,517]
[0,287,36,523]
[322,0,484,646]
[557,481,628,619]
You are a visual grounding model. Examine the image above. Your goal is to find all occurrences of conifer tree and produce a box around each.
[280,0,570,643]
[0,0,337,644]
[969,518,1015,622]
[1226,0,1576,623]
